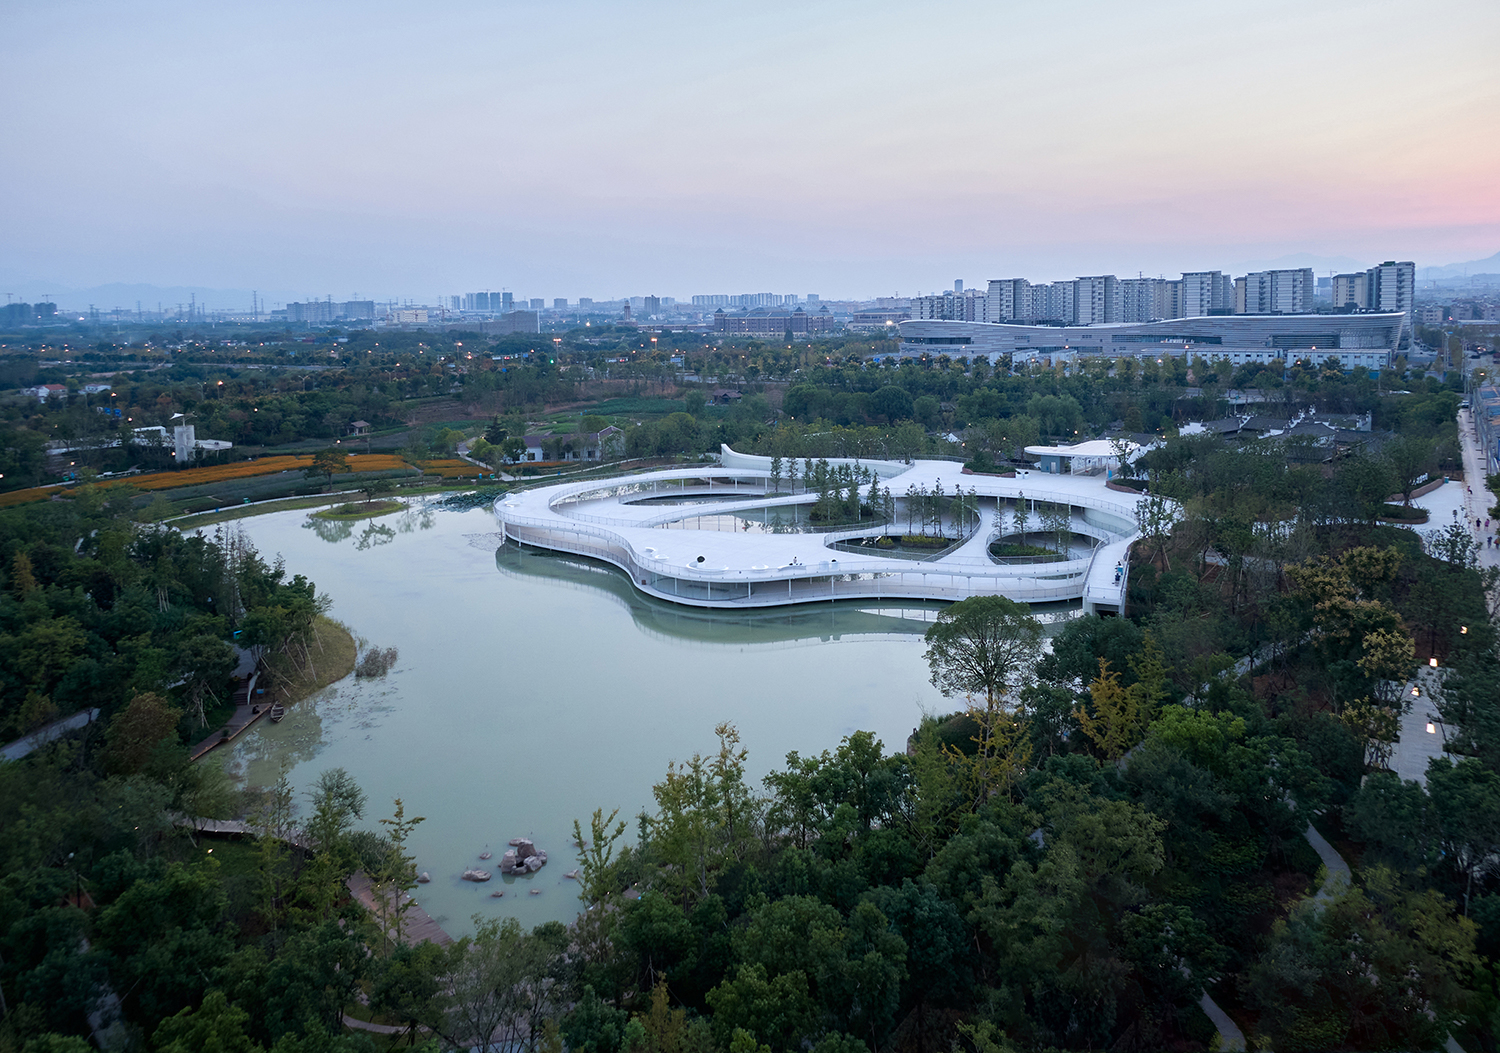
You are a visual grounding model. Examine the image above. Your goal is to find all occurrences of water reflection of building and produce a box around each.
[491,543,1071,649]
[491,451,1130,613]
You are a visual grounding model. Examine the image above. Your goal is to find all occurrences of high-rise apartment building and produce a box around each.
[1331,262,1414,327]
[1181,271,1234,317]
[1118,278,1160,323]
[502,292,514,313]
[913,287,988,322]
[643,296,661,315]
[553,298,568,309]
[1238,268,1315,314]
[1366,261,1415,324]
[1073,275,1121,325]
[986,279,1032,322]
[1036,281,1076,324]
[529,298,544,310]
[464,292,505,312]
[1333,272,1368,310]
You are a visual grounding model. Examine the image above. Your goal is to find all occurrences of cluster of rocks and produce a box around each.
[501,837,548,875]
[414,837,551,887]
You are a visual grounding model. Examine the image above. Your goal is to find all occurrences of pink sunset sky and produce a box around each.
[2,0,1496,304]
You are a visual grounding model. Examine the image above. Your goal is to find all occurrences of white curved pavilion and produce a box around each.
[493,447,1146,612]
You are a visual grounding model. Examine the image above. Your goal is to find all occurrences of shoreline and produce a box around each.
[190,615,357,760]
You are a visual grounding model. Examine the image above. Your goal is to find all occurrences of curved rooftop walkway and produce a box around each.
[493,446,1146,611]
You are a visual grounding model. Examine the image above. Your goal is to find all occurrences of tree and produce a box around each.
[573,807,629,905]
[101,691,182,776]
[870,385,914,423]
[1137,491,1179,570]
[369,939,447,1046]
[1427,757,1500,915]
[305,767,367,856]
[250,767,296,934]
[304,448,350,491]
[1384,434,1436,505]
[1334,452,1396,525]
[360,476,395,504]
[1244,867,1476,1051]
[923,596,1044,710]
[172,632,236,728]
[1012,493,1030,544]
[437,917,536,1053]
[375,797,426,952]
[1074,657,1158,761]
[646,722,759,905]
[1039,501,1071,555]
[152,990,261,1053]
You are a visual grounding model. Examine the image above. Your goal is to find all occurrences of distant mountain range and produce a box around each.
[1418,252,1500,280]
[3,252,1496,314]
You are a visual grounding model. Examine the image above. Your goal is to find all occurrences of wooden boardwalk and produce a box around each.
[189,672,269,760]
[346,870,454,947]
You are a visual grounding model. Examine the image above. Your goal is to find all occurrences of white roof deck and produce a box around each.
[494,449,1149,610]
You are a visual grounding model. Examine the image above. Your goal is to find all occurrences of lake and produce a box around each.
[215,499,1060,936]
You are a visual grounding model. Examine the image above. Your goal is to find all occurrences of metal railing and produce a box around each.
[492,464,1148,608]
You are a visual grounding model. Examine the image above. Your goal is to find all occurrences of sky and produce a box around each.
[2,0,1498,307]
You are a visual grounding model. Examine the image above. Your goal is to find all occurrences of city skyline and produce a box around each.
[2,0,1497,303]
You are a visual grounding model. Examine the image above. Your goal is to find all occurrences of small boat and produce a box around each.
[268,704,287,723]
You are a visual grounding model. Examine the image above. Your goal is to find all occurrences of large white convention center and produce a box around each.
[494,447,1146,614]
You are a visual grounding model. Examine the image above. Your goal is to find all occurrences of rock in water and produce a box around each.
[489,890,505,898]
[461,869,492,882]
[416,872,431,884]
[479,851,492,860]
[515,839,537,859]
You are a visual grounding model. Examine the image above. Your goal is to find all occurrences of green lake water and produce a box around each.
[215,500,984,937]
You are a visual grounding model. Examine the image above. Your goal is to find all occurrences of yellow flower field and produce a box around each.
[0,488,56,509]
[119,453,414,491]
[0,454,420,507]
